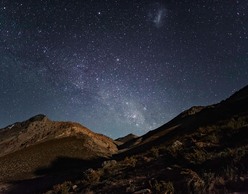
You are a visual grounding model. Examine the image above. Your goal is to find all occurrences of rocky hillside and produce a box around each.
[0,115,117,187]
[115,133,139,148]
[115,133,138,144]
[1,85,248,194]
[118,85,248,155]
[0,114,117,158]
[46,85,248,194]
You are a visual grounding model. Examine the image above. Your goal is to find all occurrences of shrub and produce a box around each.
[123,156,137,167]
[53,181,72,194]
[184,149,208,164]
[83,168,102,184]
[149,179,174,194]
[205,132,219,144]
[168,140,183,156]
[150,147,160,158]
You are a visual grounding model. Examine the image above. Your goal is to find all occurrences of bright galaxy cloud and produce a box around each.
[150,3,167,28]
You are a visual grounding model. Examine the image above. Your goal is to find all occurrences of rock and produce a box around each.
[126,185,136,192]
[142,156,152,163]
[240,176,245,182]
[181,169,205,192]
[133,188,152,194]
[44,191,53,194]
[84,168,95,174]
[72,185,78,191]
[171,140,183,151]
[166,167,172,170]
[102,160,117,168]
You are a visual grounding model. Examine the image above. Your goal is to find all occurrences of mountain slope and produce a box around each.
[115,133,138,144]
[48,85,248,194]
[0,115,117,183]
[0,114,117,158]
[119,85,248,155]
[1,85,248,194]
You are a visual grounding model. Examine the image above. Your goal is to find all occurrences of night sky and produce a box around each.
[0,0,248,138]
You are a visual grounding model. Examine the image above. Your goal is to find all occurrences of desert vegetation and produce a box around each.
[1,86,247,194]
[45,93,248,194]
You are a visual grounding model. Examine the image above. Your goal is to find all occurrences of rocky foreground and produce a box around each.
[0,85,248,193]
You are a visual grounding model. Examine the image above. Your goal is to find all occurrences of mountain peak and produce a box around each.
[0,114,118,159]
[1,85,248,193]
[180,106,205,118]
[224,85,248,103]
[28,114,48,122]
[115,133,138,144]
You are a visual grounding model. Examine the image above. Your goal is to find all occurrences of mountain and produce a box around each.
[1,85,248,194]
[46,85,248,194]
[115,133,138,144]
[0,115,117,192]
[0,114,117,158]
[117,85,248,155]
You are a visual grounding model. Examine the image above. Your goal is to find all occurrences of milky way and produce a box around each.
[149,3,167,28]
[0,0,248,138]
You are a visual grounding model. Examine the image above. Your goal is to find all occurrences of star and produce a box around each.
[0,0,247,139]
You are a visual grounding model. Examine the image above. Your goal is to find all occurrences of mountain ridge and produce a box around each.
[50,84,247,194]
[0,84,248,193]
[0,115,118,185]
[0,114,117,157]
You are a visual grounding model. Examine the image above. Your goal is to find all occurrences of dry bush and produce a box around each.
[83,168,102,184]
[149,179,174,194]
[123,156,137,167]
[52,181,72,194]
[150,147,159,158]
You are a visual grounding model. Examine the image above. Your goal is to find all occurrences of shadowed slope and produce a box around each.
[0,116,118,188]
[47,85,248,194]
[117,85,248,156]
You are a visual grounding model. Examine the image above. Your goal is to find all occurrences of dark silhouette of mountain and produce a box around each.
[115,133,139,149]
[61,84,247,194]
[1,85,248,194]
[115,133,138,144]
[117,85,248,156]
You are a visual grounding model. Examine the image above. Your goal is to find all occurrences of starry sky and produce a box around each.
[0,0,248,138]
